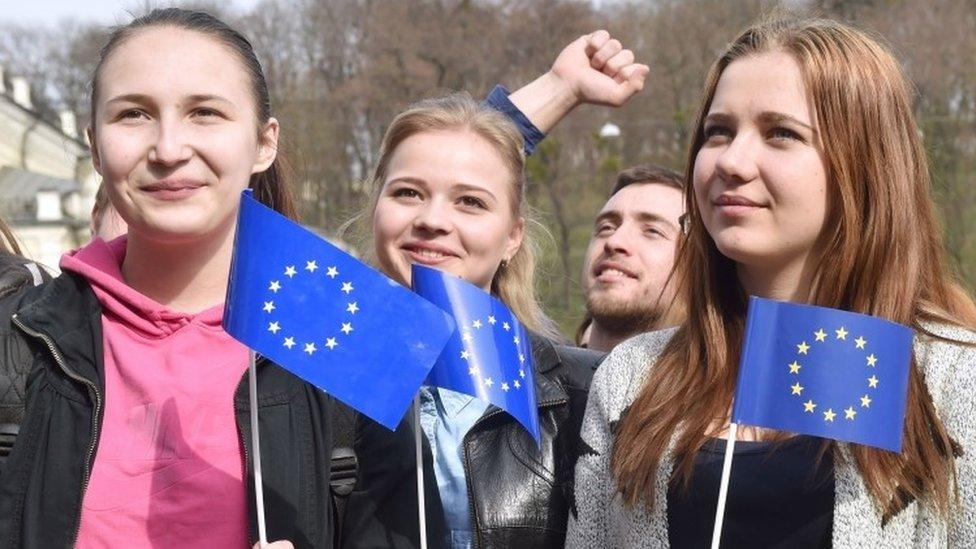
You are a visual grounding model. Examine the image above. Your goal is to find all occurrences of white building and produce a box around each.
[0,65,98,271]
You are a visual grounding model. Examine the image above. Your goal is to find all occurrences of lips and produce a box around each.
[141,179,206,201]
[714,194,762,207]
[592,260,638,282]
[141,179,206,192]
[401,242,459,265]
[712,193,765,216]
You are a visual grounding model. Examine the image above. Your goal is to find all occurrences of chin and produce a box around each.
[710,230,761,262]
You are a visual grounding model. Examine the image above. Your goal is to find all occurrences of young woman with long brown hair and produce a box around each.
[568,17,976,547]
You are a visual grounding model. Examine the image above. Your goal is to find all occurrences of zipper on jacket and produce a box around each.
[460,395,569,548]
[12,313,103,546]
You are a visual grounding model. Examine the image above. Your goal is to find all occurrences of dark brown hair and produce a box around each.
[88,8,297,219]
[609,163,684,196]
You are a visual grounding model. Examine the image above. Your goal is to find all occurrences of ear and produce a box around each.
[252,117,280,174]
[88,127,102,175]
[503,216,525,263]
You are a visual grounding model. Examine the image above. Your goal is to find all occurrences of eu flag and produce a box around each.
[731,297,913,452]
[223,191,456,430]
[411,265,540,442]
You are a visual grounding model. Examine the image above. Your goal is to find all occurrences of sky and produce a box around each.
[0,0,263,26]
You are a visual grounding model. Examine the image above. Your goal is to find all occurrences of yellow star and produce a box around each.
[844,407,857,420]
[803,399,817,413]
[855,336,867,349]
[866,354,878,367]
[814,329,827,342]
[789,361,802,374]
[860,394,872,408]
[823,409,836,422]
[835,326,849,340]
[791,382,804,395]
[868,375,879,388]
[797,341,810,355]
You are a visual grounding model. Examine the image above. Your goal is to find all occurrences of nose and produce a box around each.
[603,223,632,255]
[412,198,452,235]
[148,116,192,166]
[714,132,759,184]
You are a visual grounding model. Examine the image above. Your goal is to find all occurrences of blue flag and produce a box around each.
[223,191,456,430]
[411,265,540,442]
[731,297,913,452]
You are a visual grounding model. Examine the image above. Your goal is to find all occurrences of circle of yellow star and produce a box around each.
[868,375,879,388]
[860,394,872,408]
[823,409,837,422]
[855,336,867,349]
[796,341,810,355]
[844,407,857,420]
[866,354,878,367]
[803,400,817,413]
[791,382,804,395]
[789,361,802,374]
[835,326,849,340]
[814,329,827,342]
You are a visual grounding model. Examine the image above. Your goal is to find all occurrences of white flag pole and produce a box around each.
[248,350,269,547]
[710,422,738,549]
[414,394,429,549]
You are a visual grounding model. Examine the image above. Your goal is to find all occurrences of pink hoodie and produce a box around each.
[62,237,249,548]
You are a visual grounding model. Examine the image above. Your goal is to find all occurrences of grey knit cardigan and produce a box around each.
[566,324,976,548]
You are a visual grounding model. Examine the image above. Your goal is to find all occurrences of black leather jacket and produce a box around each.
[341,335,603,549]
[0,271,335,548]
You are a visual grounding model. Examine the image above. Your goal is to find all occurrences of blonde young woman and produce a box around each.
[340,33,648,549]
[568,18,976,548]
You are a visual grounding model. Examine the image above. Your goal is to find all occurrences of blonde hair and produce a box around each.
[612,16,976,518]
[367,93,562,340]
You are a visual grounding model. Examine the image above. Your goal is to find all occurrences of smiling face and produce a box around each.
[372,129,524,291]
[582,182,684,332]
[693,50,829,277]
[90,26,278,245]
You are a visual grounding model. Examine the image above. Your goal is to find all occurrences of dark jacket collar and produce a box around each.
[528,332,569,407]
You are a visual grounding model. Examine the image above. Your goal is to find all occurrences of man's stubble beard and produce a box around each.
[585,289,663,339]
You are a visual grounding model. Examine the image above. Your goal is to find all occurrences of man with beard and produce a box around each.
[577,164,685,351]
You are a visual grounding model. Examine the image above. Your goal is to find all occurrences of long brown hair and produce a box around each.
[89,8,298,220]
[0,217,21,255]
[365,93,562,340]
[612,17,976,518]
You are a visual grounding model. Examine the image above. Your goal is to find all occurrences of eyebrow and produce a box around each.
[385,177,500,203]
[594,210,679,232]
[704,110,817,135]
[104,93,235,107]
[758,111,817,135]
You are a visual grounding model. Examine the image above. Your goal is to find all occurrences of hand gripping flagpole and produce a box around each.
[710,422,738,549]
[414,394,429,549]
[248,350,269,547]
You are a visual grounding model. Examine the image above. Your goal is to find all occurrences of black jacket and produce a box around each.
[0,252,50,425]
[341,335,602,549]
[0,271,334,548]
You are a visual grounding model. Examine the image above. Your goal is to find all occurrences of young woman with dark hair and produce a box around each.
[0,9,327,548]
